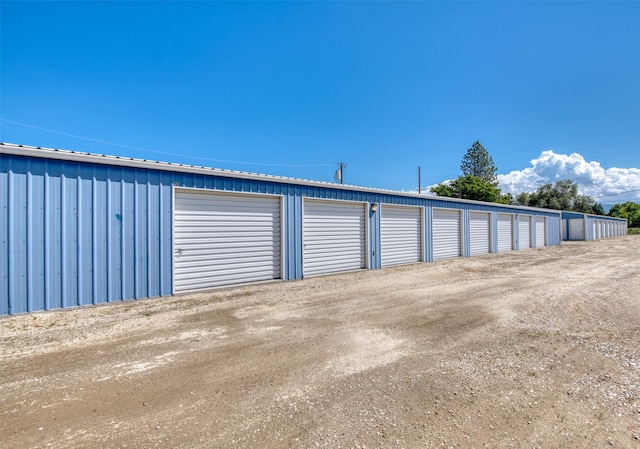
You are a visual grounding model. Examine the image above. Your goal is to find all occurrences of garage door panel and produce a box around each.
[535,216,546,247]
[497,214,514,252]
[303,200,366,277]
[381,206,422,267]
[433,209,461,260]
[174,191,281,292]
[569,219,585,240]
[519,215,531,249]
[470,212,491,256]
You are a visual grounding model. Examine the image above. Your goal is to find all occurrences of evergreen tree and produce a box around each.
[460,141,498,184]
[431,142,508,203]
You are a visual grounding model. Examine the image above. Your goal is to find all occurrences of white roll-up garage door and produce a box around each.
[469,212,491,256]
[432,209,462,261]
[303,200,366,277]
[380,205,422,267]
[497,214,514,252]
[535,216,546,247]
[519,215,531,249]
[173,190,282,292]
[569,219,585,240]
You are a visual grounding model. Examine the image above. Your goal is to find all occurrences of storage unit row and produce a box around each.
[561,211,627,241]
[2,144,568,315]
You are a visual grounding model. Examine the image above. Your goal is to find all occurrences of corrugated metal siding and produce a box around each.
[541,213,561,247]
[519,215,531,249]
[380,205,422,267]
[0,156,173,315]
[173,190,282,291]
[535,216,546,247]
[285,194,303,281]
[432,208,462,260]
[303,199,366,276]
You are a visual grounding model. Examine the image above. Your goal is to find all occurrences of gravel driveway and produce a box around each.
[1,237,639,448]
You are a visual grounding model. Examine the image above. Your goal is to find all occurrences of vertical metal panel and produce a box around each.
[122,170,136,300]
[369,203,381,270]
[597,221,602,239]
[462,210,470,258]
[62,170,79,307]
[380,205,422,267]
[548,214,561,246]
[432,208,462,260]
[9,161,29,313]
[47,161,63,310]
[147,171,161,297]
[535,216,546,247]
[303,199,366,276]
[425,206,433,263]
[497,213,514,252]
[518,215,531,249]
[107,170,121,301]
[94,165,109,303]
[285,194,303,281]
[78,165,93,305]
[174,189,282,291]
[0,156,7,315]
[469,212,491,256]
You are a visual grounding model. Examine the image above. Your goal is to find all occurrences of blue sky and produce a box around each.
[1,1,639,204]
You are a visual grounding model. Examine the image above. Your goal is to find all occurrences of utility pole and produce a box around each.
[335,162,346,184]
[418,166,421,194]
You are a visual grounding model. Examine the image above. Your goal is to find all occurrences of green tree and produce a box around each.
[431,141,509,203]
[460,141,498,184]
[431,175,511,203]
[515,179,601,213]
[515,191,531,206]
[574,195,604,215]
[608,201,640,227]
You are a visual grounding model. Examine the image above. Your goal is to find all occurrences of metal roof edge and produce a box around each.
[1,142,561,215]
[583,213,627,222]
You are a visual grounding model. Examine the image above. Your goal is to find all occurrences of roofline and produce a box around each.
[1,142,561,215]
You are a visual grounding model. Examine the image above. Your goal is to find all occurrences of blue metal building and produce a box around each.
[1,143,576,315]
[561,211,627,241]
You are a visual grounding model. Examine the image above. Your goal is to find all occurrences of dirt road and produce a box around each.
[1,237,639,449]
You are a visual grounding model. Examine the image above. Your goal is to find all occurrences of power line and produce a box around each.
[594,188,640,200]
[0,118,335,168]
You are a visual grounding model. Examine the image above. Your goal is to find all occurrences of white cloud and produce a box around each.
[498,150,640,203]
